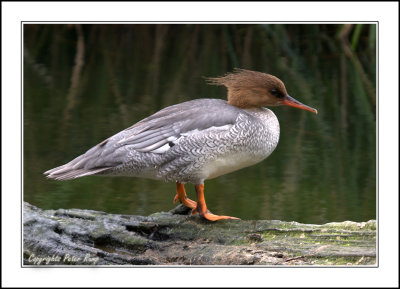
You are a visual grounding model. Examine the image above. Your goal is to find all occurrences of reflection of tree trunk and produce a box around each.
[282,113,305,194]
[338,45,348,200]
[242,26,253,68]
[104,32,129,127]
[163,25,200,105]
[63,24,85,123]
[108,67,130,127]
[151,25,168,105]
[24,47,54,88]
[338,24,375,107]
[340,49,348,131]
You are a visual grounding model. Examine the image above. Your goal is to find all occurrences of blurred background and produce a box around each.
[23,24,376,223]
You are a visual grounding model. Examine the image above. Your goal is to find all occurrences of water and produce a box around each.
[23,24,376,223]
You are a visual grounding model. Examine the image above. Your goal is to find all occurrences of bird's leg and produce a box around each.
[173,182,197,209]
[191,184,240,221]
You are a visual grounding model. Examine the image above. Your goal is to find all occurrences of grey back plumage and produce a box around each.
[118,99,242,152]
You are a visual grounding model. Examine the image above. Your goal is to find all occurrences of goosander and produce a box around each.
[44,69,317,221]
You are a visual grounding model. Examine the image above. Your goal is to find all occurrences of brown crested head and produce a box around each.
[206,68,318,114]
[206,69,288,108]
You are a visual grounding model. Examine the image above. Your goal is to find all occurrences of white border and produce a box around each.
[2,1,399,288]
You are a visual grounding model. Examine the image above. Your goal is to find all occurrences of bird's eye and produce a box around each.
[270,89,283,98]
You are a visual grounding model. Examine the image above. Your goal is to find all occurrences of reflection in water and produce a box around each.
[24,24,376,223]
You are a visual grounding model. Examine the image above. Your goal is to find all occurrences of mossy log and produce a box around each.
[23,202,376,266]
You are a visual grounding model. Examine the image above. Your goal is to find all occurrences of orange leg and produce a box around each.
[173,182,197,209]
[191,184,240,221]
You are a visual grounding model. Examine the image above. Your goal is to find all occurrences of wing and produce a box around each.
[116,98,242,153]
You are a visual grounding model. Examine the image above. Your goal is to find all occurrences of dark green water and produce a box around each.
[23,24,376,223]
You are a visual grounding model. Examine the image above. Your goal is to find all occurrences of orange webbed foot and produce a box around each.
[192,184,240,221]
[174,182,197,209]
[191,207,240,221]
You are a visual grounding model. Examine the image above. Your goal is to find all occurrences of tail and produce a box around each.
[44,164,110,180]
[44,146,113,180]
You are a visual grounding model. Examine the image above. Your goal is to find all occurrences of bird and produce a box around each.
[44,69,317,221]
